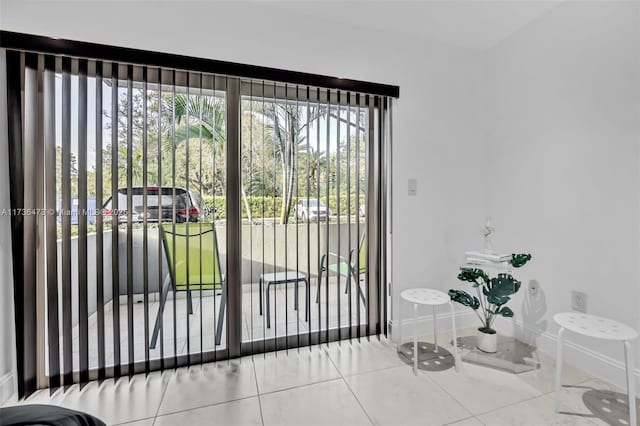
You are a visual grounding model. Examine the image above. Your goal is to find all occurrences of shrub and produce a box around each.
[201,195,366,220]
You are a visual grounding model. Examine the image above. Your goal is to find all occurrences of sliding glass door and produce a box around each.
[240,84,371,352]
[11,56,235,388]
[2,35,396,397]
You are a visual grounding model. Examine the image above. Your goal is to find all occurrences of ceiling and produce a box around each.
[263,1,563,50]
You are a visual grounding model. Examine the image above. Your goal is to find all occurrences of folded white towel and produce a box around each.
[465,251,511,262]
[462,259,512,271]
[465,258,494,265]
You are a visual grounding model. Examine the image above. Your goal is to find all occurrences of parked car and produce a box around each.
[295,198,331,222]
[102,187,204,223]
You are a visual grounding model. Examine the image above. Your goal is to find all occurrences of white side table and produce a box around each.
[554,312,638,425]
[399,288,460,375]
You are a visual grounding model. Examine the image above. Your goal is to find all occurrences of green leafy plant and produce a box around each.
[448,253,532,333]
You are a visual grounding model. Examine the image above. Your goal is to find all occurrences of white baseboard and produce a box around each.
[496,317,640,397]
[389,310,639,397]
[0,372,16,405]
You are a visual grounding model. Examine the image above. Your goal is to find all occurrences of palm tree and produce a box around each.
[173,93,225,153]
[166,93,254,221]
[261,102,324,224]
[167,94,325,224]
[305,147,327,194]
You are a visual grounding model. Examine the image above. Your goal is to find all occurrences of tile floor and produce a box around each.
[7,329,639,426]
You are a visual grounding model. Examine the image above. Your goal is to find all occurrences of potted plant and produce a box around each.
[448,253,532,353]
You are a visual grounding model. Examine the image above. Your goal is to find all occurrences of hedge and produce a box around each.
[201,195,366,219]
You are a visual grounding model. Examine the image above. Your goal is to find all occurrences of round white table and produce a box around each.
[554,312,638,425]
[399,288,460,375]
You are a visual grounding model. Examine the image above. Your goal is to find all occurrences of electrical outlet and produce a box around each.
[408,178,417,196]
[528,280,539,298]
[572,291,587,313]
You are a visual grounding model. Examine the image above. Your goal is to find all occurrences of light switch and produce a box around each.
[408,178,417,196]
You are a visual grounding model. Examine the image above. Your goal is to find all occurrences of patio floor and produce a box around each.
[55,277,367,372]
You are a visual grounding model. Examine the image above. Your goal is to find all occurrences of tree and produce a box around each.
[102,87,162,200]
[167,93,255,219]
[56,146,78,197]
[301,147,327,195]
[99,87,333,225]
[261,101,324,224]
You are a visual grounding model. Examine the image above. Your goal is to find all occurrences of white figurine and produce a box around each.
[482,217,495,254]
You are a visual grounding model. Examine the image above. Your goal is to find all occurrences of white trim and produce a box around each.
[0,49,17,407]
[495,317,640,397]
[0,372,16,405]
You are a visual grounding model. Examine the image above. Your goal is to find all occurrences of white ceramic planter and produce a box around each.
[477,328,498,353]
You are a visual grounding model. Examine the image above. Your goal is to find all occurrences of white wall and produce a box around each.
[0,0,487,361]
[0,48,18,404]
[483,1,640,391]
[7,0,637,397]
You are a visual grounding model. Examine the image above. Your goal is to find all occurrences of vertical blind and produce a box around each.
[2,31,397,399]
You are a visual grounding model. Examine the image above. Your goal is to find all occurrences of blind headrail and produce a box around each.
[0,30,400,98]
